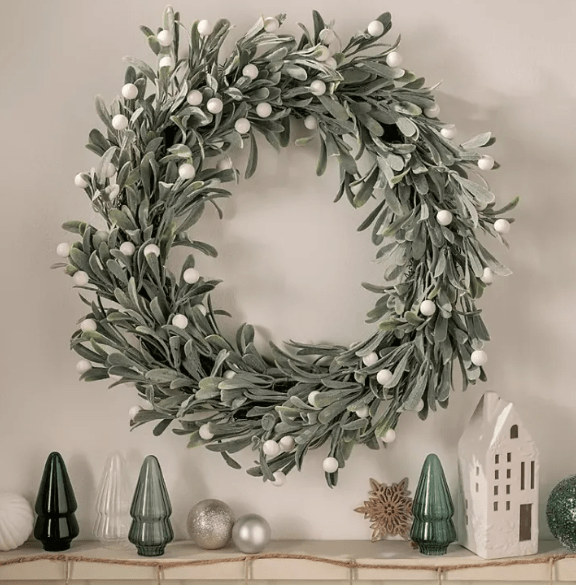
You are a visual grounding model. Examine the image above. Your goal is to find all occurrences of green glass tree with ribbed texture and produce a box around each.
[128,455,173,556]
[33,452,80,551]
[410,453,456,555]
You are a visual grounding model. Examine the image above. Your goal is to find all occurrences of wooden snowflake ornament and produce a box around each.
[355,478,413,541]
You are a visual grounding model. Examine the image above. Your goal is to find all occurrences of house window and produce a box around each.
[476,466,479,476]
[494,485,498,496]
[507,453,512,463]
[465,499,468,510]
[495,454,500,464]
[466,514,468,525]
[475,483,479,492]
[510,424,519,439]
[494,501,498,511]
[531,461,535,489]
[495,470,499,480]
[520,504,532,541]
[507,469,511,479]
[506,485,511,495]
[506,501,511,511]
[521,461,526,490]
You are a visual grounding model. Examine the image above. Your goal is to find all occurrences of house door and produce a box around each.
[519,504,532,541]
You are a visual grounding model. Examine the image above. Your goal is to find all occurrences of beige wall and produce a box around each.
[0,0,574,541]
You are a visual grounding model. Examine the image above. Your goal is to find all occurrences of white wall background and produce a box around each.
[1,0,575,544]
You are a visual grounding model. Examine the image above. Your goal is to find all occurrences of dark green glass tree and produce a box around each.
[410,453,456,555]
[128,455,173,556]
[34,452,80,551]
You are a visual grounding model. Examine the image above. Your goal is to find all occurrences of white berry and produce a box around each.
[362,352,379,367]
[157,29,173,46]
[172,314,188,329]
[441,125,457,139]
[199,423,214,440]
[242,64,259,79]
[386,51,403,67]
[105,163,116,178]
[234,118,251,134]
[481,267,494,284]
[315,46,330,62]
[207,97,223,114]
[112,114,129,130]
[109,184,120,200]
[263,17,280,32]
[197,20,213,36]
[128,405,141,420]
[272,471,286,486]
[76,359,92,374]
[144,244,160,257]
[263,440,280,457]
[356,406,369,419]
[381,429,396,443]
[109,374,122,383]
[436,210,453,226]
[223,370,236,380]
[420,300,436,317]
[304,115,318,130]
[74,173,88,188]
[376,369,393,386]
[216,158,233,171]
[310,80,326,96]
[187,90,203,106]
[494,219,510,234]
[194,304,207,316]
[121,83,138,100]
[56,243,70,258]
[256,102,272,118]
[478,155,495,171]
[183,267,200,284]
[319,28,335,44]
[80,318,97,333]
[424,104,440,118]
[416,400,425,412]
[471,350,488,367]
[322,457,339,473]
[179,163,196,180]
[159,56,174,69]
[94,230,108,244]
[308,390,320,406]
[367,20,385,37]
[120,242,135,256]
[279,436,295,452]
[325,57,337,69]
[73,271,89,286]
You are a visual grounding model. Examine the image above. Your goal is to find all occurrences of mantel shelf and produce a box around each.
[0,540,573,583]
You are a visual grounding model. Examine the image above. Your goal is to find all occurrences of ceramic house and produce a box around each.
[457,392,539,559]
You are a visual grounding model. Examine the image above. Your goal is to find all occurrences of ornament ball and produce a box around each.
[304,115,318,130]
[242,64,259,79]
[481,267,494,284]
[256,102,273,118]
[367,20,384,37]
[187,90,203,106]
[232,514,271,554]
[234,118,251,134]
[420,299,436,316]
[362,352,379,367]
[172,314,188,329]
[272,471,286,487]
[308,391,320,406]
[471,350,488,367]
[386,51,403,67]
[121,83,138,100]
[323,457,339,473]
[73,271,89,286]
[183,267,200,284]
[120,242,135,257]
[199,423,214,440]
[279,436,295,452]
[263,440,280,457]
[310,80,326,96]
[56,243,70,258]
[179,163,196,180]
[197,20,213,36]
[494,219,510,234]
[74,173,88,188]
[112,115,128,131]
[263,17,280,32]
[436,210,453,226]
[144,244,160,257]
[478,155,495,171]
[157,29,173,46]
[187,499,234,550]
[376,368,393,386]
[207,97,223,114]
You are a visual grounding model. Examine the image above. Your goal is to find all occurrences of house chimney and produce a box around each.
[481,391,502,420]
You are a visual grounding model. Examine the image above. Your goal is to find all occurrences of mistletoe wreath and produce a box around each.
[55,7,516,487]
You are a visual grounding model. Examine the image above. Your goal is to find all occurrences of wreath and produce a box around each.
[54,7,517,487]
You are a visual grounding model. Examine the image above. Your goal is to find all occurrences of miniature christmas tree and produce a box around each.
[34,452,79,551]
[128,455,173,556]
[410,453,456,555]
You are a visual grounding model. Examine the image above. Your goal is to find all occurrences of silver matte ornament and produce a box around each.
[232,514,271,553]
[187,499,234,550]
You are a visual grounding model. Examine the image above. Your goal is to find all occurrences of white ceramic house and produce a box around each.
[457,391,539,559]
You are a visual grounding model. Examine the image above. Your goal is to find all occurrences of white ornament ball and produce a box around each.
[232,514,271,554]
[172,314,189,329]
[310,80,326,96]
[112,114,128,131]
[386,51,403,67]
[183,267,200,284]
[440,125,457,139]
[319,28,335,44]
[308,390,320,406]
[74,173,88,188]
[207,97,223,114]
[159,56,174,69]
[264,17,280,32]
[356,405,369,419]
[144,244,160,257]
[362,352,379,367]
[279,436,295,452]
[322,457,339,473]
[478,155,495,171]
[197,20,213,36]
[128,405,141,421]
[304,115,318,130]
[420,299,436,317]
[179,163,196,180]
[187,90,203,106]
[223,370,236,380]
[121,83,138,100]
[471,350,488,367]
[325,57,337,69]
[436,210,453,226]
[199,423,214,440]
[195,304,207,316]
[80,318,97,333]
[263,440,280,457]
[242,64,259,79]
[73,271,89,286]
[376,369,393,386]
[424,103,440,118]
[76,359,92,374]
[120,241,135,257]
[56,243,70,258]
[234,117,251,134]
[272,471,286,486]
[157,29,173,46]
[217,158,233,171]
[0,494,34,551]
[256,102,272,118]
[481,267,494,284]
[367,20,385,37]
[315,46,330,62]
[105,163,116,178]
[381,429,396,443]
[494,219,510,234]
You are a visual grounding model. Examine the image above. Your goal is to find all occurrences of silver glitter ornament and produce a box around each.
[187,499,234,549]
[232,514,271,553]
